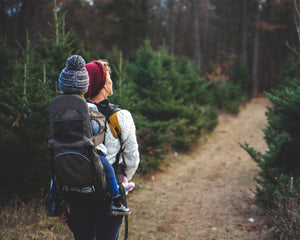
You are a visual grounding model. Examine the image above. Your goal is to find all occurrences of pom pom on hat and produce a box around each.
[58,55,89,94]
[66,55,86,70]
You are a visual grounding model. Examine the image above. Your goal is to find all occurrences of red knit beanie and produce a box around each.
[85,61,107,98]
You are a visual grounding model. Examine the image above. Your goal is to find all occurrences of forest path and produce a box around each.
[126,97,271,240]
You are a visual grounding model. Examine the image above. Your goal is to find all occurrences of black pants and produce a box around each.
[68,199,123,240]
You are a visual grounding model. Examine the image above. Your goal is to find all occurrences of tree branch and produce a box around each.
[293,0,300,44]
[285,40,299,59]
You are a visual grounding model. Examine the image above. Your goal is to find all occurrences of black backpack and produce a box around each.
[47,94,107,213]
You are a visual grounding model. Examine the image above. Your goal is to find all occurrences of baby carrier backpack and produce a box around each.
[47,94,106,216]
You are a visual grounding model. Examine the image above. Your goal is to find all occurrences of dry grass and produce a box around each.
[0,196,72,240]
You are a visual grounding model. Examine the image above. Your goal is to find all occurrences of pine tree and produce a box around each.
[0,3,79,198]
[231,56,251,97]
[128,41,218,171]
[0,34,53,197]
[241,86,300,208]
[128,41,177,171]
[278,55,300,89]
[106,47,137,110]
[0,38,17,87]
[40,5,76,92]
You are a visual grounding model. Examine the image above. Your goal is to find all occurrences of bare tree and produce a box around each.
[192,0,201,70]
[252,1,260,97]
[167,0,175,55]
[286,0,300,61]
[241,0,248,61]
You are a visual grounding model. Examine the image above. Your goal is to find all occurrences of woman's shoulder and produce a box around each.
[116,109,134,123]
[108,103,132,118]
[117,108,131,116]
[114,109,135,132]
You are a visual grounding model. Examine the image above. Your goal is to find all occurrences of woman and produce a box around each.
[67,59,140,240]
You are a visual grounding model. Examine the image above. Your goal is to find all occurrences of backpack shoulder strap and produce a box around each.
[107,104,122,140]
[107,104,127,178]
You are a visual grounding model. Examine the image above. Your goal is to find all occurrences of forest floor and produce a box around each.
[0,97,272,240]
[125,96,272,240]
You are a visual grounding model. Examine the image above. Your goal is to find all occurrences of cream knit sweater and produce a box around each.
[105,109,140,181]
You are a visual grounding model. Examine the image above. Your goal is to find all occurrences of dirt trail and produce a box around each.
[126,97,271,240]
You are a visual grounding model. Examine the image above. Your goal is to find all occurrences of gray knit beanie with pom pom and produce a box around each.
[58,55,89,94]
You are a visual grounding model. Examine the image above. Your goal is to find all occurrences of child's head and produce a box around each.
[58,55,89,95]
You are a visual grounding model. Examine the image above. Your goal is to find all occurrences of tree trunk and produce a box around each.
[192,0,201,70]
[241,0,247,61]
[167,0,175,55]
[252,2,260,97]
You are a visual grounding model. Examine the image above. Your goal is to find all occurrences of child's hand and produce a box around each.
[58,216,68,226]
[123,176,128,183]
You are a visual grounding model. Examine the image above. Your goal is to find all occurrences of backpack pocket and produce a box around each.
[53,152,95,188]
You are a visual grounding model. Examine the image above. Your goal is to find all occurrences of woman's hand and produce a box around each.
[58,215,68,226]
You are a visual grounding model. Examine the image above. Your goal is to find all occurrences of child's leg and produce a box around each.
[98,153,130,216]
[98,153,119,197]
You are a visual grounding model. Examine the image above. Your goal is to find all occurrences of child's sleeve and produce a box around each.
[87,102,98,111]
[87,102,100,135]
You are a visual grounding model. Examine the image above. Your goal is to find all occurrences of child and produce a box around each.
[58,55,132,215]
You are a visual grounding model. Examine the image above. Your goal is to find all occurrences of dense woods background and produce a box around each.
[1,0,300,238]
[0,0,300,216]
[1,0,298,93]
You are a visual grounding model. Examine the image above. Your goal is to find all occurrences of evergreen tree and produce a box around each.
[0,38,17,87]
[40,8,76,92]
[241,86,300,208]
[278,55,300,89]
[129,41,218,171]
[0,5,79,199]
[205,63,245,115]
[128,40,179,171]
[231,56,251,97]
[106,47,137,110]
[241,83,300,238]
[130,41,195,121]
[0,35,53,198]
[173,57,218,149]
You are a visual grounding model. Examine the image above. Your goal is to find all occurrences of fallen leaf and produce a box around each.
[27,224,35,230]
